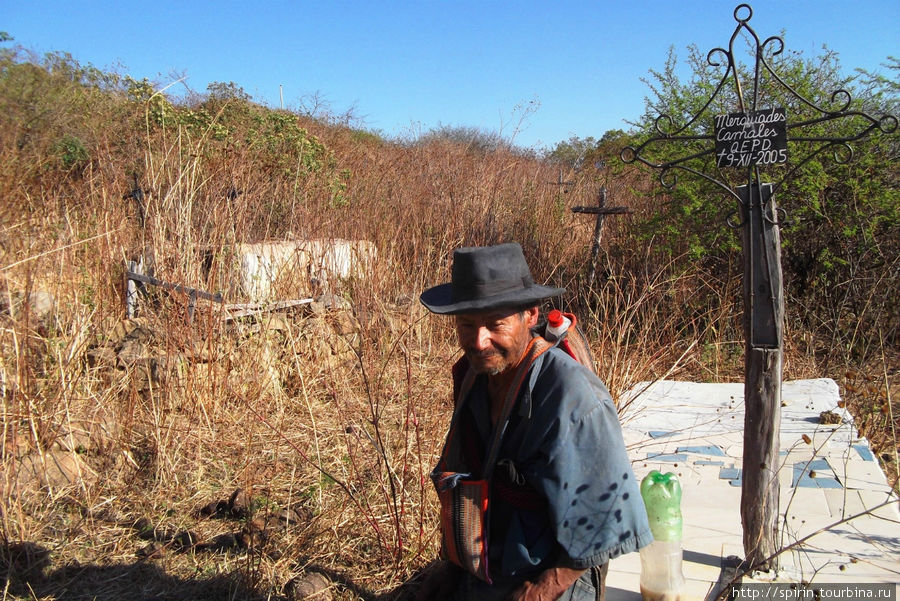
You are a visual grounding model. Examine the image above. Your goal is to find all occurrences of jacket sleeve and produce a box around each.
[522,351,653,567]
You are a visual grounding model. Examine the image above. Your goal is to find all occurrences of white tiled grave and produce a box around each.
[609,379,899,600]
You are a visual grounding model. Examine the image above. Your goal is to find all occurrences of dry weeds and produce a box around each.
[0,70,896,600]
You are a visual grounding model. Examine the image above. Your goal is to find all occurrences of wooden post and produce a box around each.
[126,260,140,319]
[738,183,783,571]
[571,189,632,289]
[587,187,608,287]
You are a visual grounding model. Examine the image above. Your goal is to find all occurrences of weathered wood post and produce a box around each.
[572,187,633,289]
[738,182,784,568]
[620,3,897,572]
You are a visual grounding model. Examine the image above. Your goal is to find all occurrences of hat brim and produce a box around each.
[419,282,566,315]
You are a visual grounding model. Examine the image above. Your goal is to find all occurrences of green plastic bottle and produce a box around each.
[640,470,683,541]
[639,471,685,601]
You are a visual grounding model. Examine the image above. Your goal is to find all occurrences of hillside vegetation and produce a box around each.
[0,46,897,600]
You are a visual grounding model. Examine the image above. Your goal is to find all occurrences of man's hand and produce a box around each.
[415,560,459,601]
[508,566,586,601]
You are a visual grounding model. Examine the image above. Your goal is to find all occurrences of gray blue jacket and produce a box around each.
[447,346,652,581]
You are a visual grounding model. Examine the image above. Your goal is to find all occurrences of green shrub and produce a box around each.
[52,134,89,169]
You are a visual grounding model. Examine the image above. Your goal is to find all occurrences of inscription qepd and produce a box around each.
[714,108,788,168]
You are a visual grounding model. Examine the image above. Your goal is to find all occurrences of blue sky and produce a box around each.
[4,1,897,150]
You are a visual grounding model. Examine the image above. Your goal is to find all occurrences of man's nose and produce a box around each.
[471,326,492,351]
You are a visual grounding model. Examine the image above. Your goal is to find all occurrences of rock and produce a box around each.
[86,346,117,368]
[114,321,187,390]
[49,409,120,455]
[14,450,94,492]
[394,293,416,307]
[214,532,240,551]
[236,516,268,549]
[136,541,166,560]
[27,291,55,320]
[277,506,306,527]
[261,315,290,332]
[108,318,151,346]
[249,342,284,395]
[819,410,843,425]
[329,311,359,337]
[1,290,55,322]
[315,293,351,312]
[197,532,239,552]
[295,317,335,361]
[185,338,218,362]
[116,340,147,366]
[199,499,229,518]
[287,571,332,600]
[228,488,251,518]
[51,428,92,454]
[261,515,283,532]
[115,323,154,362]
[302,316,329,335]
[117,352,186,392]
[131,517,153,538]
[171,530,200,551]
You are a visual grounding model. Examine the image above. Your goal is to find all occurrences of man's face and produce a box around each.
[455,306,539,376]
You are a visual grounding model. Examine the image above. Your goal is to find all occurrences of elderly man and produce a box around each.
[417,243,651,601]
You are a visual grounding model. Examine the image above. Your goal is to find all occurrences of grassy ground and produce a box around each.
[1,50,896,600]
[2,278,894,600]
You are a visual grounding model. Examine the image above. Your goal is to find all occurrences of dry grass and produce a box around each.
[0,64,896,600]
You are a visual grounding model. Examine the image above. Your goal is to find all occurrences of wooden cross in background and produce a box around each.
[572,187,632,287]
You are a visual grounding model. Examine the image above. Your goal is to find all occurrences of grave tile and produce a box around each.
[823,489,869,519]
[782,487,833,517]
[856,490,900,521]
[824,457,892,492]
[677,445,726,456]
[718,466,742,480]
[791,458,842,489]
[645,452,688,463]
[851,444,875,462]
[648,430,677,439]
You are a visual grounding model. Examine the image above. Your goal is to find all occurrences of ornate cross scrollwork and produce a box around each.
[620,3,897,215]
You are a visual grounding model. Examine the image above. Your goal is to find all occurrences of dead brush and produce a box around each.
[1,52,897,599]
[839,340,899,489]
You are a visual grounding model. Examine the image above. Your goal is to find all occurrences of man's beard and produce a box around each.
[465,349,509,376]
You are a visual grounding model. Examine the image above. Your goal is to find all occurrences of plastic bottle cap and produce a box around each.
[651,471,673,484]
[547,310,564,327]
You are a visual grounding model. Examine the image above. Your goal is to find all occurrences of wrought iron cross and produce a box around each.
[620,3,897,572]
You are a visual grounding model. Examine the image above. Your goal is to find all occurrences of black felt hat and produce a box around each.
[419,243,565,315]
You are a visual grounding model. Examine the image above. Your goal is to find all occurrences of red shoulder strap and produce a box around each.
[442,337,553,477]
[481,337,553,480]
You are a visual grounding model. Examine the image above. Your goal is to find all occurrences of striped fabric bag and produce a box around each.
[431,471,491,582]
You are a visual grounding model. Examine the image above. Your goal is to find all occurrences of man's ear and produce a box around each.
[523,306,540,328]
